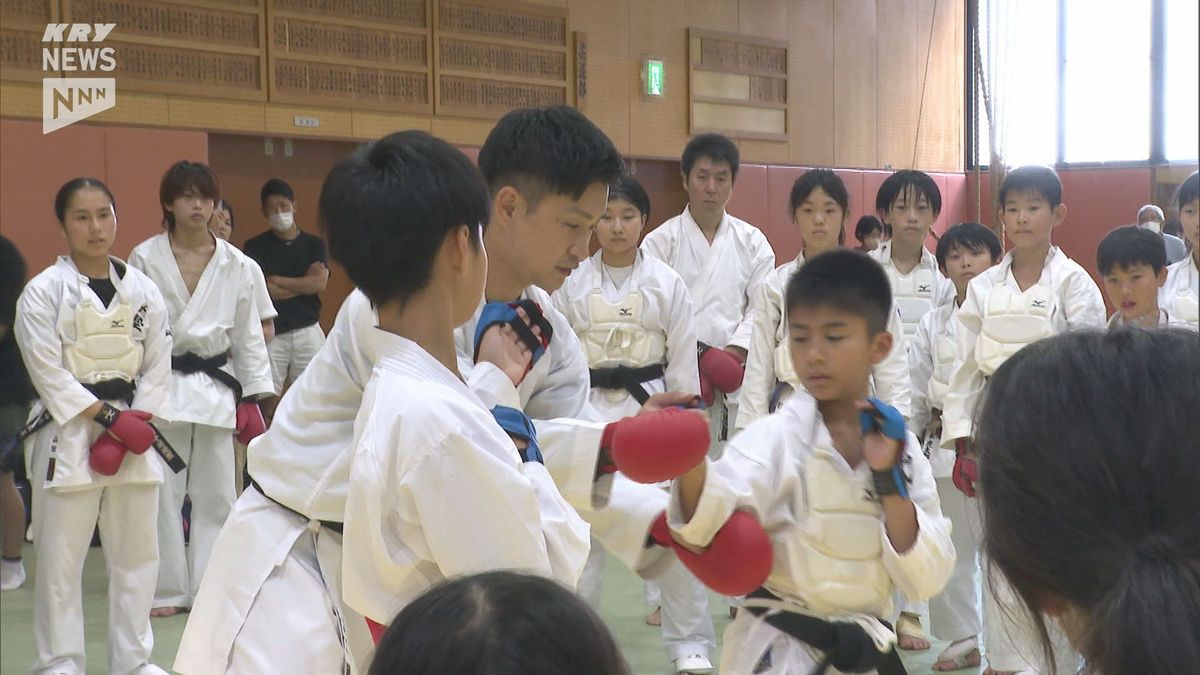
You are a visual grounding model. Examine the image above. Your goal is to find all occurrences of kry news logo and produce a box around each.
[42,23,117,134]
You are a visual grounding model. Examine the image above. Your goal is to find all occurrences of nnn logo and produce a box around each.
[42,23,117,134]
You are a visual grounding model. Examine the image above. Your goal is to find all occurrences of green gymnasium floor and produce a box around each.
[0,542,971,674]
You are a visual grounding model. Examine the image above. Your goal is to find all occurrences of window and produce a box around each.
[970,0,1198,167]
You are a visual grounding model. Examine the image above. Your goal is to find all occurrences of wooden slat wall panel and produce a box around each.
[567,0,628,153]
[627,0,689,160]
[876,0,920,169]
[786,0,835,166]
[913,0,963,169]
[833,0,878,168]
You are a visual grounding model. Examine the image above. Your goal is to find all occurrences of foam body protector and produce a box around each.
[869,241,955,340]
[15,255,173,675]
[668,390,954,674]
[739,251,913,431]
[1159,254,1199,330]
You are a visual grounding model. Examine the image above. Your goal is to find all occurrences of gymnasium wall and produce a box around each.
[0,0,964,171]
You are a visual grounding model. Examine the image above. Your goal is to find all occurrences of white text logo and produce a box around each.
[42,23,117,134]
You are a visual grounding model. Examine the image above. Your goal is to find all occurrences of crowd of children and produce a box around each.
[1,106,1197,675]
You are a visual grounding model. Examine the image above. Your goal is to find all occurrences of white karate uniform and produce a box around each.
[128,233,273,608]
[668,391,954,674]
[1159,253,1199,331]
[642,206,776,440]
[245,257,278,329]
[177,289,672,674]
[340,332,590,623]
[551,251,717,664]
[908,303,981,643]
[1106,308,1189,329]
[942,246,1106,446]
[939,246,1101,672]
[738,251,912,431]
[869,242,955,340]
[16,256,173,675]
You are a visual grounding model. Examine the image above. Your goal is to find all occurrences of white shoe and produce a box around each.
[673,653,714,674]
[0,559,26,591]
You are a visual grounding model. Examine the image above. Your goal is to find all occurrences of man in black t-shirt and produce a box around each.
[243,179,329,396]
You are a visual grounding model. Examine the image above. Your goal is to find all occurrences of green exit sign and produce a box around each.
[644,59,664,97]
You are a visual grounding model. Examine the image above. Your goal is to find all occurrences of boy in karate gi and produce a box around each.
[907,222,1002,671]
[641,133,776,441]
[129,161,273,615]
[17,178,174,675]
[669,250,954,674]
[552,175,717,673]
[1160,171,1198,330]
[1097,226,1187,329]
[943,166,1103,675]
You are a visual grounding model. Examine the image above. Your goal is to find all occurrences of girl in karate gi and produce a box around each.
[15,178,173,675]
[739,170,911,432]
[1159,171,1198,330]
[552,176,717,674]
[129,161,274,615]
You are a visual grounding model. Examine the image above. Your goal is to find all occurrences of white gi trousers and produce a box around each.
[155,421,235,607]
[929,477,982,641]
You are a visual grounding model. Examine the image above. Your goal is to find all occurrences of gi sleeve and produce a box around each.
[14,281,98,425]
[907,310,937,438]
[130,283,174,419]
[228,268,275,398]
[872,309,913,420]
[1062,267,1106,330]
[729,232,776,351]
[662,275,700,395]
[737,278,782,431]
[881,437,955,603]
[941,278,987,447]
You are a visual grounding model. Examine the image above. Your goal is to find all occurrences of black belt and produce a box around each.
[172,352,244,402]
[249,478,343,534]
[744,587,906,675]
[588,364,665,405]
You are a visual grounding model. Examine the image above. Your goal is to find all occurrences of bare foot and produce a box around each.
[150,606,188,618]
[646,607,662,626]
[896,612,931,651]
[932,641,981,671]
[899,633,932,650]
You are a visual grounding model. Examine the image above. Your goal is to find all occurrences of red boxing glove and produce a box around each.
[650,511,773,597]
[94,404,155,455]
[89,433,128,476]
[698,344,744,394]
[952,439,978,497]
[699,370,716,407]
[603,407,709,483]
[236,401,267,445]
[366,617,388,645]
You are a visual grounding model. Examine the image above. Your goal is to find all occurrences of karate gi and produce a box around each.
[642,205,775,439]
[16,256,172,675]
[340,333,590,623]
[128,233,273,609]
[738,251,912,431]
[668,392,954,674]
[940,246,1101,673]
[551,251,717,665]
[1159,253,1199,331]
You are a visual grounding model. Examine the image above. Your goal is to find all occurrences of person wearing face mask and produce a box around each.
[244,179,330,404]
[1136,204,1187,264]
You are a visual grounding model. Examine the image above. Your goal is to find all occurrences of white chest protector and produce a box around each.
[794,448,891,616]
[975,281,1054,376]
[62,290,142,385]
[885,261,937,338]
[1174,286,1199,326]
[579,266,666,370]
[928,330,957,406]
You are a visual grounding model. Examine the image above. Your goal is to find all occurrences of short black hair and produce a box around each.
[681,133,739,182]
[786,249,892,334]
[936,222,1002,269]
[1175,171,1199,210]
[1096,225,1167,276]
[976,328,1200,675]
[55,177,116,223]
[260,178,295,206]
[875,169,942,217]
[608,174,651,222]
[319,131,490,307]
[369,571,631,675]
[789,169,849,216]
[999,165,1063,208]
[854,215,884,243]
[160,161,220,231]
[477,106,624,210]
